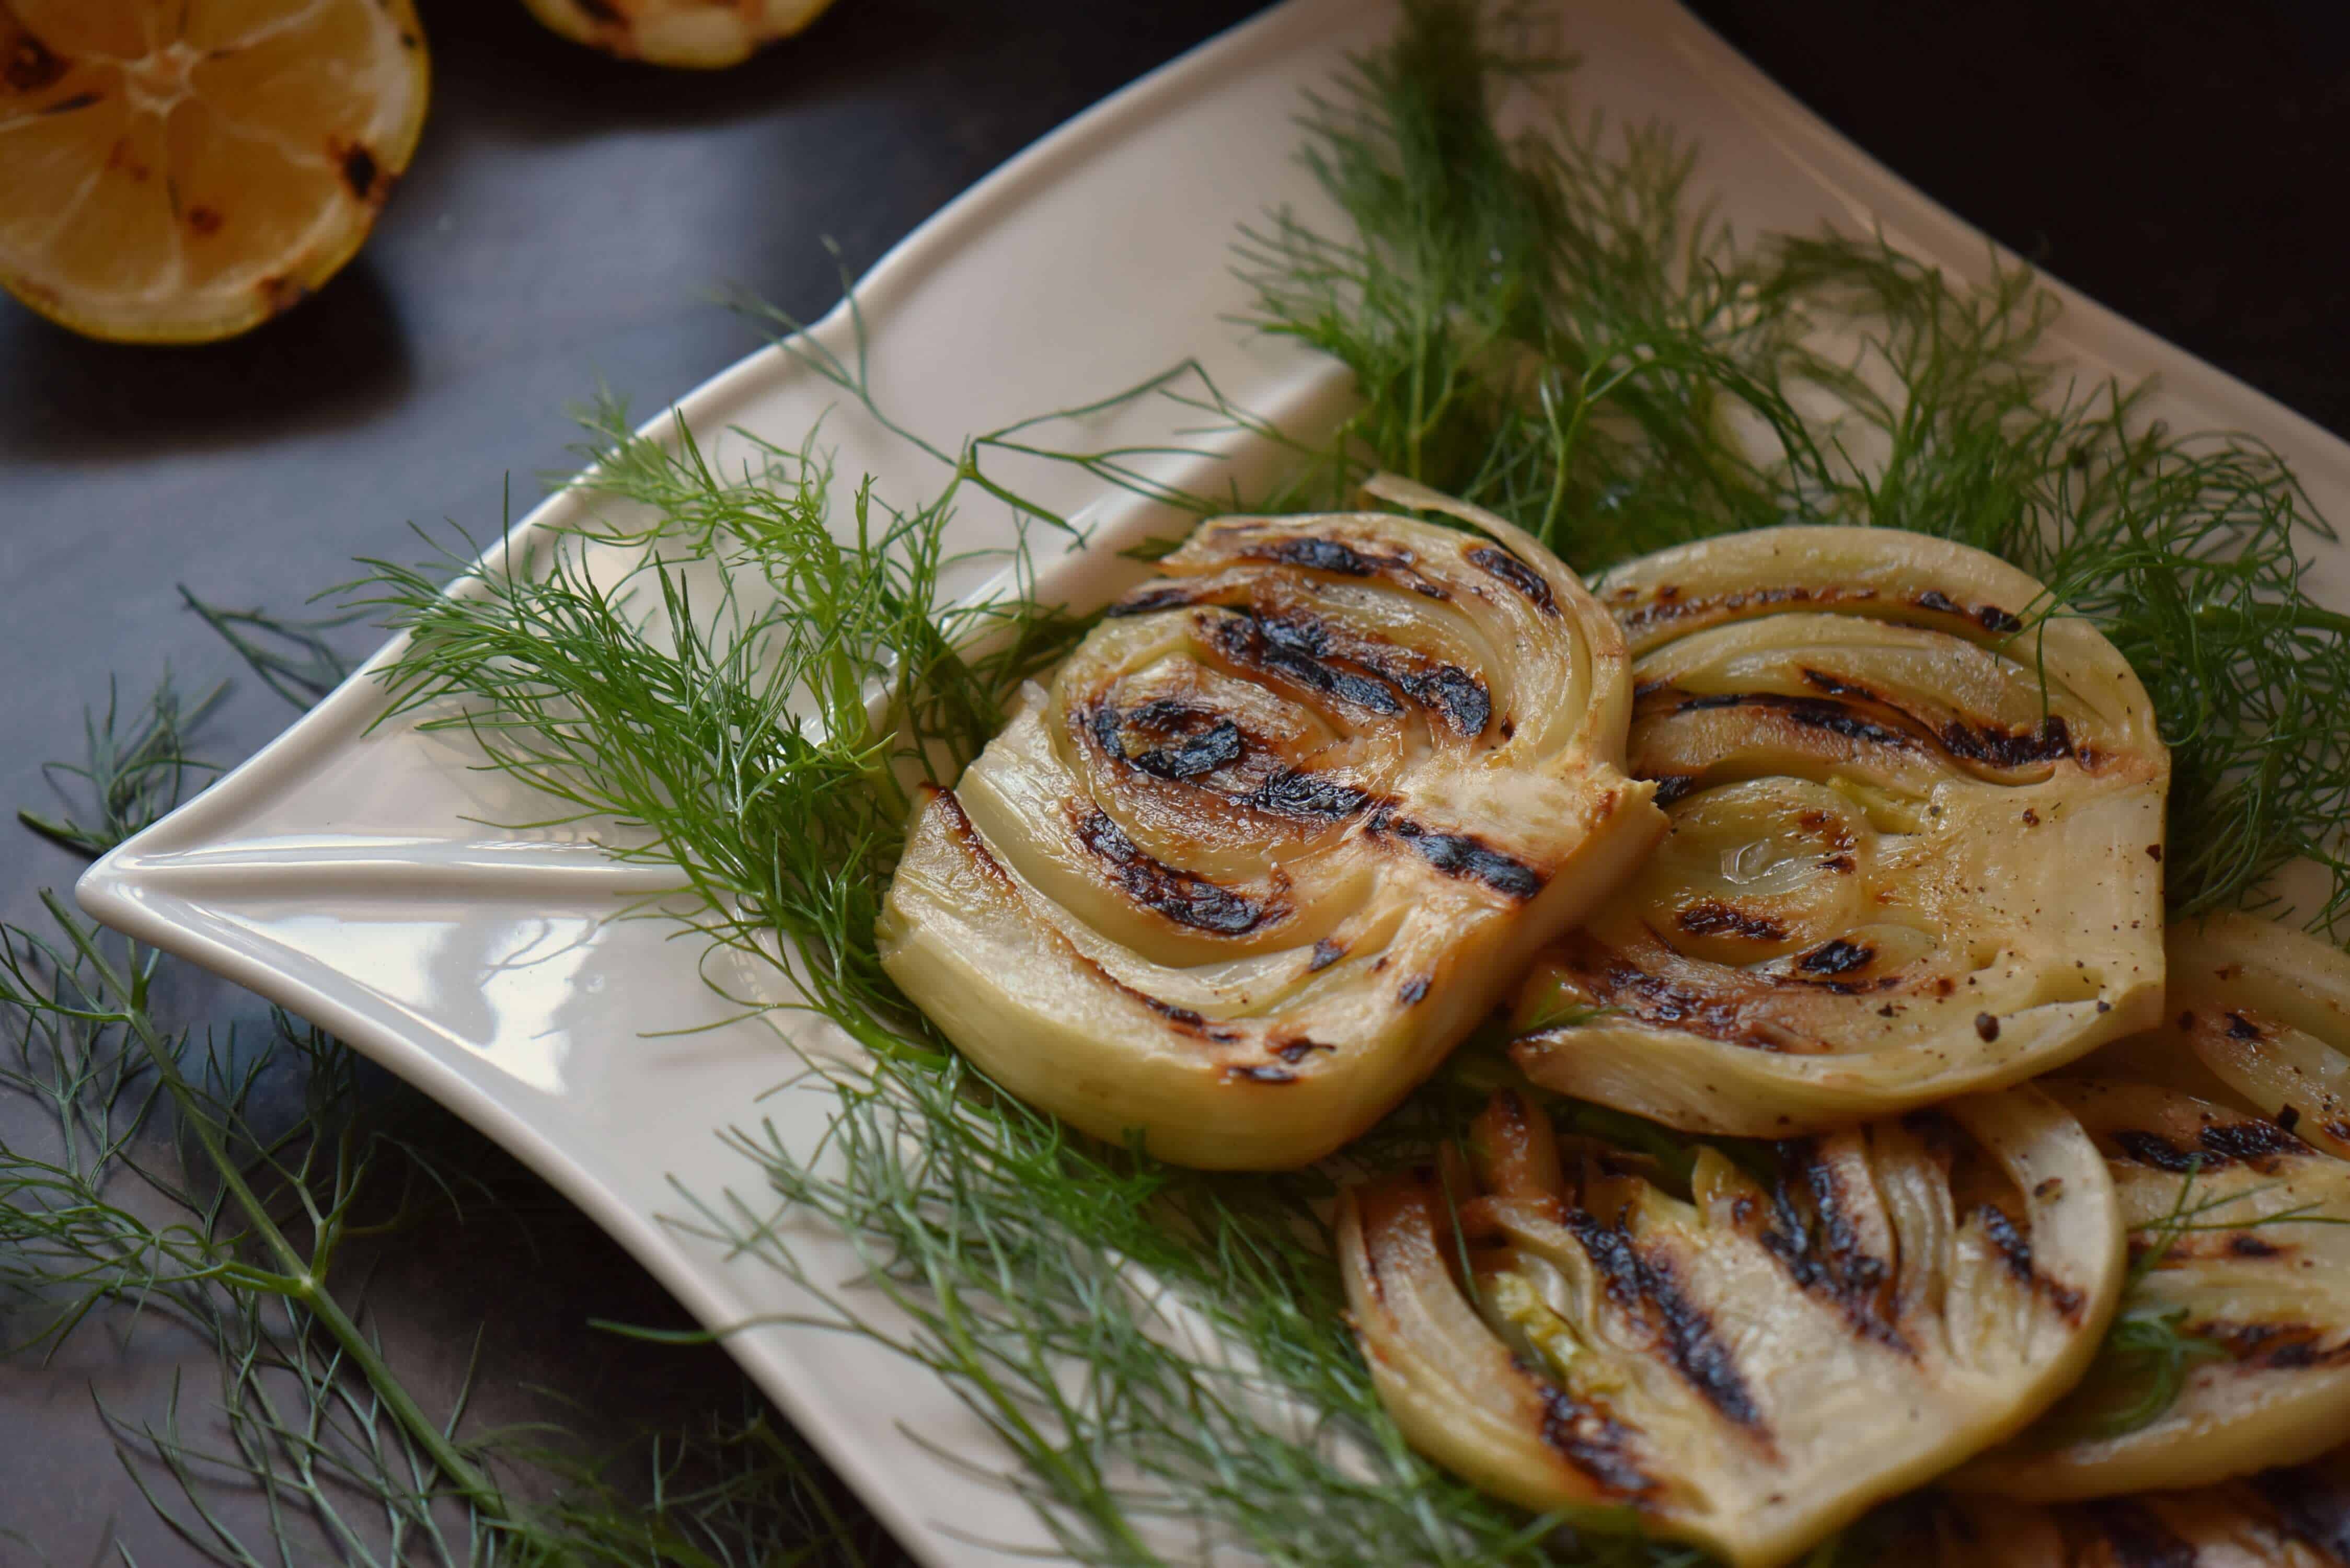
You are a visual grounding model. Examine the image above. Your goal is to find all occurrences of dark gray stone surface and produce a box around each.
[3,1,2347,1560]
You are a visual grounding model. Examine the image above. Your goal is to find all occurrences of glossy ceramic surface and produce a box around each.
[79,1,2350,1561]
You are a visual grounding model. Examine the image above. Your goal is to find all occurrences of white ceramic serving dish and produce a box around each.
[80,1,2350,1562]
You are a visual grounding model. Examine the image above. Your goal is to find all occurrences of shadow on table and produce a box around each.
[0,261,413,466]
[414,0,969,140]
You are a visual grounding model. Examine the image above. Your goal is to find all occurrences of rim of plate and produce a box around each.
[76,0,2350,1561]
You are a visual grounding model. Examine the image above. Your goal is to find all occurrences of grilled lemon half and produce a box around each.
[519,0,833,68]
[0,0,428,344]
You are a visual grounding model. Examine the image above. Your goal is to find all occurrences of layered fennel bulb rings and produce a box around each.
[1956,914,2350,1499]
[1892,1452,2350,1568]
[878,479,1665,1169]
[1513,525,2171,1135]
[1339,1087,2123,1568]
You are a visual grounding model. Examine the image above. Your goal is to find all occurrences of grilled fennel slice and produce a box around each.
[1956,916,2350,1500]
[1337,1087,2121,1568]
[877,483,1662,1169]
[1512,525,2168,1135]
[1893,1447,2350,1566]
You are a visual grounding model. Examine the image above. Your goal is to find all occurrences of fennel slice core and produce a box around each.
[1954,914,2350,1500]
[875,489,1663,1170]
[1891,1448,2350,1566]
[1338,1086,2123,1568]
[1513,524,2169,1136]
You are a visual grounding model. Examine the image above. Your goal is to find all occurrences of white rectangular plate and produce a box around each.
[80,2,2350,1562]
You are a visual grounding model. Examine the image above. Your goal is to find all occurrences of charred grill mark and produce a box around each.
[1977,1204,2036,1285]
[1758,1142,1911,1353]
[1214,612,1405,717]
[1246,536,1378,575]
[1799,667,1872,700]
[1308,939,1347,972]
[340,144,379,202]
[1533,1382,1655,1496]
[1398,975,1431,1006]
[1138,993,1208,1028]
[2118,1120,2313,1172]
[1538,941,1784,1051]
[1797,940,1874,976]
[1261,618,1401,713]
[1651,775,1699,807]
[2231,1235,2284,1259]
[260,274,306,316]
[1089,701,1246,782]
[2253,1462,2350,1559]
[930,788,1013,889]
[1940,714,2075,770]
[1395,664,1491,736]
[1466,544,1559,616]
[3,27,66,93]
[39,88,100,114]
[1913,590,2024,636]
[1236,534,1451,599]
[1104,584,1196,618]
[1366,809,1543,900]
[2196,1321,2350,1369]
[1251,769,1372,824]
[1271,1037,1332,1064]
[2114,1131,2203,1173]
[1678,903,1790,943]
[2082,1500,2199,1568]
[1678,684,2075,773]
[1564,1210,1767,1433]
[1123,696,1213,734]
[1225,1064,1297,1085]
[1137,719,1250,776]
[1673,691,1918,751]
[1065,950,1240,1040]
[1617,582,1874,636]
[2228,1011,2265,1041]
[1073,810,1280,936]
[2201,1120,2310,1165]
[1256,615,1490,737]
[1411,830,1541,898]
[1976,1203,2087,1319]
